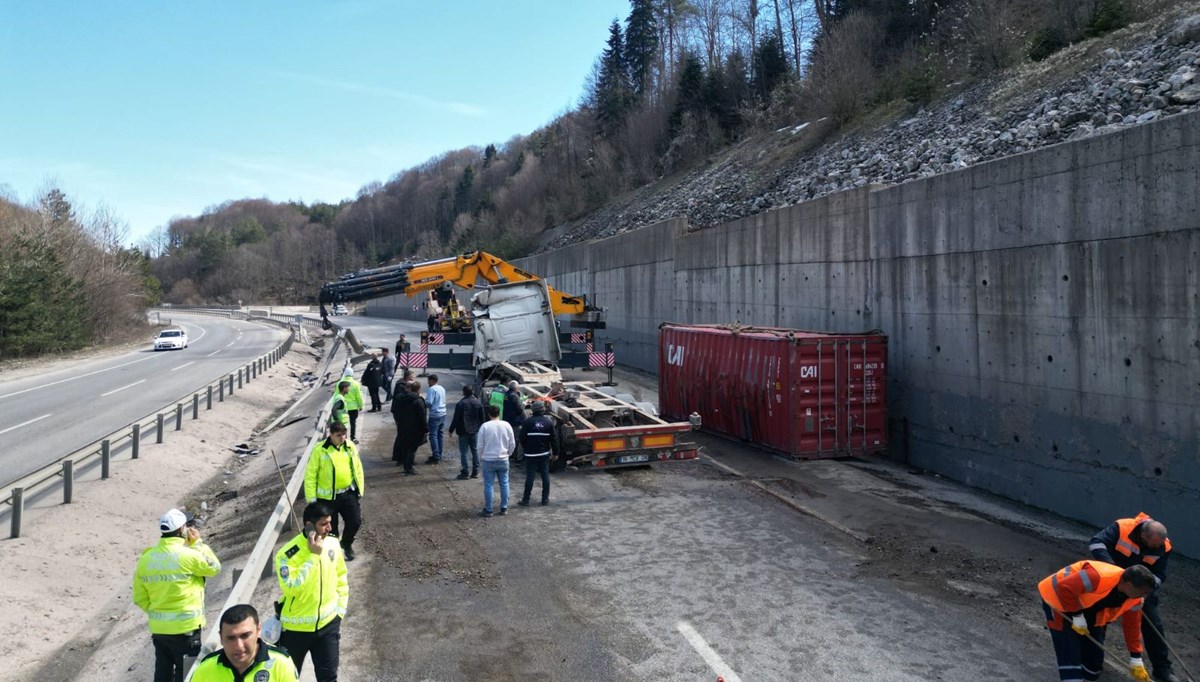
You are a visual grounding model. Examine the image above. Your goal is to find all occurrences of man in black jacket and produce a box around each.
[450,385,486,480]
[503,381,526,461]
[518,400,559,506]
[390,381,428,475]
[361,357,383,412]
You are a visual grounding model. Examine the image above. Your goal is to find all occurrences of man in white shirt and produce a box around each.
[475,405,515,517]
[425,374,448,464]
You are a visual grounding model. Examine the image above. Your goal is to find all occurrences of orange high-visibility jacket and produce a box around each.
[1038,560,1143,654]
[1115,512,1173,565]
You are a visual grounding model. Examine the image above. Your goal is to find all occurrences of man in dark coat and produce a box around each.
[390,381,428,475]
[361,358,383,412]
[449,385,486,480]
[502,380,526,462]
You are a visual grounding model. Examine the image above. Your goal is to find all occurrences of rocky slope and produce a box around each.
[545,9,1200,251]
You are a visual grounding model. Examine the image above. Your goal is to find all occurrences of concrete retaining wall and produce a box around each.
[369,112,1200,550]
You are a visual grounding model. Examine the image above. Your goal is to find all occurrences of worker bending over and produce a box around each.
[1039,561,1157,682]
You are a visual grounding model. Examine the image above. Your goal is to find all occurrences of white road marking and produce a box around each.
[0,319,218,401]
[0,356,153,400]
[0,413,52,435]
[101,379,146,397]
[225,340,237,348]
[171,362,194,372]
[207,350,221,357]
[676,621,742,682]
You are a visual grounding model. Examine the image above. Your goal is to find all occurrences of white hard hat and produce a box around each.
[342,367,354,377]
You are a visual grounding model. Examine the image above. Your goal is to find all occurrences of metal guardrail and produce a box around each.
[182,338,350,679]
[3,310,301,538]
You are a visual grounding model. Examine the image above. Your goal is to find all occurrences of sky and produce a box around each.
[0,0,631,243]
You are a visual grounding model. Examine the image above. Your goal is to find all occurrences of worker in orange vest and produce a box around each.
[1089,513,1177,682]
[1039,560,1156,682]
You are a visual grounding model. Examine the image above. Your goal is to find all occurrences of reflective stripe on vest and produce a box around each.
[148,609,204,622]
[1032,559,1132,624]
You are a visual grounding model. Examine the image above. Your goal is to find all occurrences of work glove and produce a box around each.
[1070,614,1089,636]
[1129,657,1149,682]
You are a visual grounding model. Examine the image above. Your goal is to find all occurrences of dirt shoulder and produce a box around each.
[0,343,322,682]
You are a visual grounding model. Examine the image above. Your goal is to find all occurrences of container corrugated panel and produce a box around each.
[659,324,887,460]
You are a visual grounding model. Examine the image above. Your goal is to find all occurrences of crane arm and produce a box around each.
[318,251,603,325]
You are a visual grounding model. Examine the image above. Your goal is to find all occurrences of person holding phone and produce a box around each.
[274,501,348,682]
[132,508,221,682]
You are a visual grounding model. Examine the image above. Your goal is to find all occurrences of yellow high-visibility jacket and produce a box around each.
[327,393,350,429]
[274,533,348,633]
[341,378,364,411]
[190,641,298,681]
[132,536,221,634]
[305,438,364,502]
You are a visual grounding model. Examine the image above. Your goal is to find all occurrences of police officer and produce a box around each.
[132,508,222,682]
[275,501,348,682]
[327,381,350,432]
[190,604,298,681]
[518,400,559,506]
[1090,512,1178,682]
[339,368,364,443]
[305,420,365,561]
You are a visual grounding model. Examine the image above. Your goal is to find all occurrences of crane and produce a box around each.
[317,251,604,329]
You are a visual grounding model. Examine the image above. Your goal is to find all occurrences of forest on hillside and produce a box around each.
[146,0,1146,305]
[0,189,159,358]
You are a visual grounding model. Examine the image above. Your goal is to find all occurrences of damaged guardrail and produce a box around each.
[2,311,296,538]
[181,336,351,679]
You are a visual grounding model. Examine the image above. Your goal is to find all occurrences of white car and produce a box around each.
[332,304,349,316]
[154,328,188,351]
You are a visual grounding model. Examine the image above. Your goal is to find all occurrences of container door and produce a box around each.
[792,340,839,458]
[840,337,888,456]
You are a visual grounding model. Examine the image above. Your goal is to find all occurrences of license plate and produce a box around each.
[618,454,649,464]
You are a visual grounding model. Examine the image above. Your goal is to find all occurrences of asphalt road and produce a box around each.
[339,365,1054,681]
[0,314,288,484]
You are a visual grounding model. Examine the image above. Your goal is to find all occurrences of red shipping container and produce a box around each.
[659,324,888,460]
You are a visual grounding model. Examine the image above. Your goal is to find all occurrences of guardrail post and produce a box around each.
[157,414,165,443]
[10,488,22,538]
[101,440,111,479]
[132,423,140,459]
[219,380,225,402]
[175,404,183,431]
[193,394,199,419]
[208,385,214,409]
[229,374,235,395]
[63,461,73,503]
[238,368,243,389]
[250,362,256,380]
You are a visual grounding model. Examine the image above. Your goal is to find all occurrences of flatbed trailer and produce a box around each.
[502,365,701,471]
[409,340,700,471]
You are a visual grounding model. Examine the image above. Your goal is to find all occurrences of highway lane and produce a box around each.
[0,314,288,483]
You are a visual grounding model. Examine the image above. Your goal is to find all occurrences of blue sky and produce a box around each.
[0,0,630,242]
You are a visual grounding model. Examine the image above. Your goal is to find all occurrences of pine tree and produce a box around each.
[751,34,790,103]
[592,20,632,135]
[483,144,498,168]
[0,237,87,357]
[454,165,474,216]
[624,0,658,99]
[671,52,706,135]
